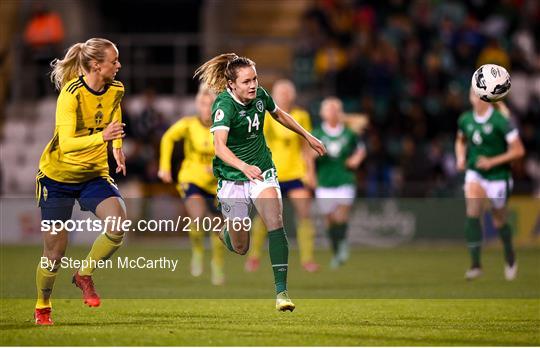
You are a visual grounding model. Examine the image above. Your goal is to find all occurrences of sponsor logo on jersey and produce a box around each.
[239,110,246,117]
[482,123,493,134]
[214,109,224,122]
[256,100,264,112]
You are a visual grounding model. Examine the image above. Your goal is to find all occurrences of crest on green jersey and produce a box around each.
[215,109,224,122]
[482,123,493,134]
[256,100,264,112]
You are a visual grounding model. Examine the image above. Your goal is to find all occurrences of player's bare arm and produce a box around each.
[112,147,126,176]
[476,137,525,170]
[270,107,326,156]
[345,146,366,170]
[455,131,467,172]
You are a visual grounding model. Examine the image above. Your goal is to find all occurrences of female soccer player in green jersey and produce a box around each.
[194,53,326,311]
[455,89,525,280]
[34,38,126,325]
[312,97,366,269]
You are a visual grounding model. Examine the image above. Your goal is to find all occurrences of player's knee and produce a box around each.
[43,252,64,266]
[465,204,482,218]
[492,215,506,228]
[264,213,283,231]
[233,243,249,255]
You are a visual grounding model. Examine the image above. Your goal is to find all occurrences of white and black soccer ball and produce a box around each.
[471,64,511,102]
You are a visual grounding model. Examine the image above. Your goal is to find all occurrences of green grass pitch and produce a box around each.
[1,244,539,346]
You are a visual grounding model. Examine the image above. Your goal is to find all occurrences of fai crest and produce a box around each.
[256,100,264,112]
[482,123,493,134]
[214,109,224,122]
[94,111,103,125]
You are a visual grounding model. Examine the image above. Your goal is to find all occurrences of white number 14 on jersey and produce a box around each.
[246,113,260,133]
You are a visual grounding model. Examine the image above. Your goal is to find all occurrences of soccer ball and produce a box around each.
[471,64,511,102]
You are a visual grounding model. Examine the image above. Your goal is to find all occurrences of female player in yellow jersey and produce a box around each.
[158,85,225,285]
[245,79,320,273]
[34,38,126,325]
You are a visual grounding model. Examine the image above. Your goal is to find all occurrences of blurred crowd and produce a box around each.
[292,0,540,197]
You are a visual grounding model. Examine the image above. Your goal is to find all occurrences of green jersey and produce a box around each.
[210,87,277,181]
[458,107,518,180]
[312,123,361,187]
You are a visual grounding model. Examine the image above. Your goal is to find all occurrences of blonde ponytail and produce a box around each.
[194,53,255,93]
[50,38,116,90]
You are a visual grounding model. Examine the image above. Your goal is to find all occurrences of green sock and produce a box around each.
[268,227,288,294]
[327,225,339,254]
[334,223,347,244]
[497,224,515,266]
[327,224,346,255]
[465,217,482,268]
[222,228,235,253]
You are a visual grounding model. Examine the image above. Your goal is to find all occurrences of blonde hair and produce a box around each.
[194,53,255,93]
[272,79,296,100]
[50,38,117,90]
[321,96,343,112]
[196,83,215,98]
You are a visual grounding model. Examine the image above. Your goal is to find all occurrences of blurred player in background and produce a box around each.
[194,53,326,311]
[455,89,525,280]
[35,38,126,325]
[158,85,225,286]
[245,79,319,273]
[312,97,366,269]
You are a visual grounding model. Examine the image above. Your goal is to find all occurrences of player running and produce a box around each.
[455,89,525,280]
[194,53,326,311]
[245,79,319,273]
[158,84,225,285]
[312,97,366,269]
[35,38,126,325]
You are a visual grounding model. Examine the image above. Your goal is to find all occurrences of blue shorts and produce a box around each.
[280,179,305,197]
[36,171,122,221]
[178,183,219,214]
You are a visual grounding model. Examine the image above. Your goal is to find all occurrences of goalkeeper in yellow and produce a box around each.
[158,85,225,285]
[35,38,127,325]
[244,79,320,273]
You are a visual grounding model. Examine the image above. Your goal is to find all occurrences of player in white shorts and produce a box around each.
[312,97,366,269]
[194,53,325,311]
[455,90,525,281]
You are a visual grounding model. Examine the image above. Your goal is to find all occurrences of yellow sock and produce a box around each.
[247,216,267,259]
[35,263,57,309]
[210,232,224,269]
[297,218,315,264]
[79,232,123,276]
[189,223,204,257]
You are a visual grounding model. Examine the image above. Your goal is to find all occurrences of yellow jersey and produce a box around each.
[39,76,124,183]
[159,116,216,195]
[264,107,312,181]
